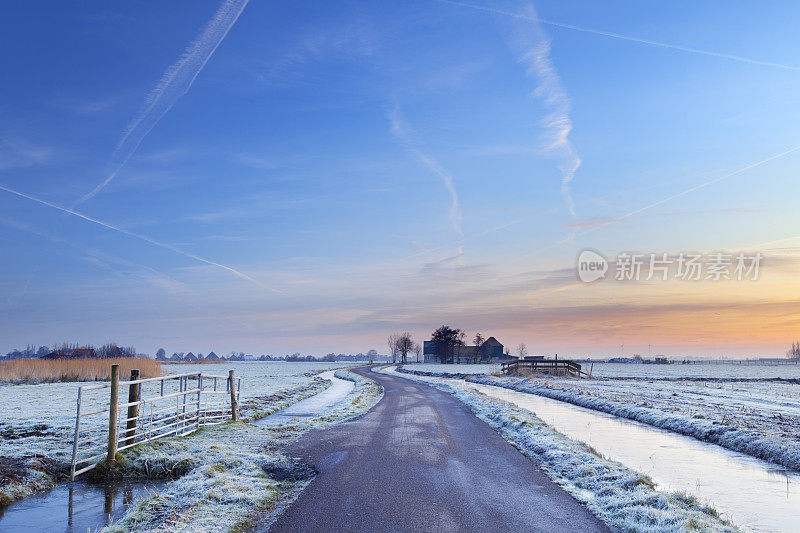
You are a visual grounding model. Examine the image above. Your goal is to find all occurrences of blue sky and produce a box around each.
[2,1,800,357]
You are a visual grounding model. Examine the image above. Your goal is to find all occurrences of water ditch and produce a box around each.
[0,479,164,532]
[0,370,354,532]
[254,370,355,425]
[396,369,800,532]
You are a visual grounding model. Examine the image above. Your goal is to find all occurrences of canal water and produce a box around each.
[0,480,163,532]
[255,370,354,425]
[397,368,799,532]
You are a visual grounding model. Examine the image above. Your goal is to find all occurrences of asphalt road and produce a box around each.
[268,367,610,533]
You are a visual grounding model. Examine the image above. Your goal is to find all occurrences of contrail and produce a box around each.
[578,144,800,236]
[73,0,250,207]
[0,183,282,294]
[388,105,463,236]
[438,0,800,72]
[512,3,581,219]
[488,142,800,283]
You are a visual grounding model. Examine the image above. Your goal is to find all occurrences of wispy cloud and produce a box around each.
[438,0,800,72]
[73,0,250,207]
[512,2,580,219]
[0,216,190,295]
[388,104,463,237]
[0,182,282,294]
[578,144,800,237]
[50,95,123,115]
[0,137,54,170]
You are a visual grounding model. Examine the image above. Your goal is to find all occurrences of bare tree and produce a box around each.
[789,341,800,359]
[387,333,400,364]
[391,332,415,364]
[517,342,528,359]
[473,333,485,363]
[413,342,422,363]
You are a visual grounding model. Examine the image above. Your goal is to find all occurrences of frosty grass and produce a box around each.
[386,367,738,532]
[104,369,381,532]
[400,362,800,472]
[0,362,359,508]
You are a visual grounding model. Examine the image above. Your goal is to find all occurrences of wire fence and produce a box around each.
[70,367,241,480]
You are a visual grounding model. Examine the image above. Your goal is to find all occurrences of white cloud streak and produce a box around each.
[577,144,800,237]
[512,3,581,219]
[73,0,250,207]
[0,183,282,294]
[438,0,800,72]
[388,105,463,237]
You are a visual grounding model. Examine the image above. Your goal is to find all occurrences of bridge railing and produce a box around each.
[70,365,241,480]
[501,359,588,378]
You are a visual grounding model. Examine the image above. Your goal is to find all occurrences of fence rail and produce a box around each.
[501,359,588,378]
[70,365,241,480]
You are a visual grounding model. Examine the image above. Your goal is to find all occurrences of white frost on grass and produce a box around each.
[464,374,800,473]
[0,362,358,507]
[398,364,800,473]
[385,368,737,532]
[104,368,381,533]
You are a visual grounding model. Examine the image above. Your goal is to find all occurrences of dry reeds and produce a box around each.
[0,357,162,384]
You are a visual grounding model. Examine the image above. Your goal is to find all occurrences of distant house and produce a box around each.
[169,353,182,361]
[184,352,197,362]
[423,336,507,363]
[206,351,220,360]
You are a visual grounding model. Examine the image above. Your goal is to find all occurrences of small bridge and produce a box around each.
[501,359,589,378]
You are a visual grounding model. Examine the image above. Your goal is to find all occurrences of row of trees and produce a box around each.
[2,343,137,360]
[155,349,386,363]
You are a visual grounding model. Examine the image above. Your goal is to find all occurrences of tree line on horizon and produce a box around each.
[2,344,390,362]
[154,348,387,363]
[1,343,137,360]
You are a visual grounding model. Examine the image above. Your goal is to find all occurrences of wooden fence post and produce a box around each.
[196,374,203,429]
[123,369,140,447]
[107,364,119,465]
[228,370,238,421]
[70,387,83,480]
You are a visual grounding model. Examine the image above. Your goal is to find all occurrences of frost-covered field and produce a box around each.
[402,361,800,379]
[382,367,736,532]
[0,362,358,506]
[400,362,800,471]
[105,369,381,533]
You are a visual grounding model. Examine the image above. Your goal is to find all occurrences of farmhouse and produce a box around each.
[423,336,506,363]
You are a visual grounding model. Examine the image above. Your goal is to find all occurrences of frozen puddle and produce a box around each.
[396,370,800,532]
[255,370,354,425]
[0,480,163,532]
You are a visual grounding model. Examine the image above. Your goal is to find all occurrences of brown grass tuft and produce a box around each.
[0,358,162,383]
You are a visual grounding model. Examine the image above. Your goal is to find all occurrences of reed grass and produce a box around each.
[0,357,162,383]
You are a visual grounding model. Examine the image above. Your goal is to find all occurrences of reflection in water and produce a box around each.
[255,370,354,425]
[467,381,800,533]
[0,480,161,532]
